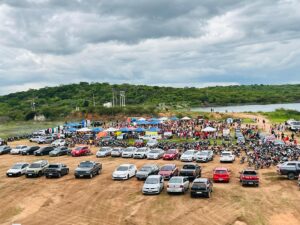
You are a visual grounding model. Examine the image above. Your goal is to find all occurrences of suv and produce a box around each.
[75,161,102,179]
[179,163,201,180]
[26,160,49,178]
[45,163,69,178]
[240,168,259,187]
[190,178,213,198]
[277,161,300,180]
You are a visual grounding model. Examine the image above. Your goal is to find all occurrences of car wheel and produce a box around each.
[127,174,129,180]
[58,173,61,178]
[89,174,93,179]
[38,171,42,177]
[288,173,295,180]
[96,170,100,175]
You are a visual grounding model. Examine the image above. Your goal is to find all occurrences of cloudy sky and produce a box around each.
[0,0,299,95]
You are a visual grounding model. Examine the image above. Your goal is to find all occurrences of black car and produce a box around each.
[0,145,11,154]
[49,146,70,157]
[45,163,69,178]
[136,164,160,180]
[190,178,213,198]
[74,161,102,179]
[21,146,40,155]
[179,163,201,180]
[34,146,54,156]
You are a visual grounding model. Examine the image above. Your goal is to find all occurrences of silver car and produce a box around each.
[142,175,164,195]
[122,147,138,158]
[133,147,150,159]
[7,162,29,177]
[96,147,113,157]
[136,164,160,180]
[167,176,190,194]
[111,148,123,157]
[147,148,164,160]
[180,150,198,162]
[196,150,214,163]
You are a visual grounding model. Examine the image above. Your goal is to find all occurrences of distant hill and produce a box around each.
[0,82,299,120]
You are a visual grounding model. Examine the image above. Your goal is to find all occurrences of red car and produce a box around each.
[213,167,230,183]
[163,149,179,160]
[158,164,179,180]
[71,146,91,157]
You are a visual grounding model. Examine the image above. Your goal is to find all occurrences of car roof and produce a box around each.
[194,178,209,182]
[119,164,134,167]
[142,164,157,167]
[182,163,197,166]
[169,176,185,180]
[147,175,161,179]
[15,162,29,165]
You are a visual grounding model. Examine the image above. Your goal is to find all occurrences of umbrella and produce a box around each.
[181,116,191,120]
[105,127,118,132]
[92,127,103,133]
[149,120,161,125]
[148,127,161,132]
[202,127,216,132]
[135,127,146,132]
[136,121,150,125]
[119,127,132,132]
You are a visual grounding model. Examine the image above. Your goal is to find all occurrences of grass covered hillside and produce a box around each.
[0,82,299,120]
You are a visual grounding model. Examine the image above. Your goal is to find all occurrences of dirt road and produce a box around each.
[0,141,299,225]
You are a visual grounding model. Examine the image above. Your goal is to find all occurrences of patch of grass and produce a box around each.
[263,109,300,123]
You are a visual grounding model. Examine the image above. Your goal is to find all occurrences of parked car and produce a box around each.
[6,162,29,177]
[142,175,164,195]
[122,147,137,158]
[196,150,214,162]
[45,163,69,178]
[159,164,179,180]
[34,146,54,156]
[0,145,11,154]
[136,164,160,180]
[74,161,102,179]
[51,139,66,147]
[220,151,235,163]
[25,160,49,178]
[49,146,70,157]
[167,176,190,194]
[37,136,54,144]
[133,147,150,159]
[134,139,145,148]
[179,163,201,180]
[190,178,213,198]
[240,168,259,187]
[277,161,300,180]
[213,167,230,183]
[71,146,91,157]
[112,164,137,180]
[111,147,123,157]
[147,148,164,160]
[180,150,198,162]
[21,146,40,155]
[163,149,179,160]
[10,145,29,155]
[146,139,158,148]
[29,136,42,142]
[96,147,113,158]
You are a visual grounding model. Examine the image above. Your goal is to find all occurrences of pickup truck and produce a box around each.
[179,163,201,180]
[44,163,69,178]
[277,161,300,180]
[75,161,102,179]
[240,168,259,187]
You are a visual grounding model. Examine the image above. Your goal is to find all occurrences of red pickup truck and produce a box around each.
[240,168,259,187]
[71,146,91,157]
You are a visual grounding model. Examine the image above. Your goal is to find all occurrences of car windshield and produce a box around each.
[222,153,231,156]
[215,170,227,174]
[124,148,134,152]
[16,146,23,149]
[145,178,159,184]
[166,150,176,154]
[48,165,59,168]
[183,165,196,170]
[79,162,93,168]
[199,151,208,155]
[169,177,183,183]
[243,171,257,175]
[100,148,109,152]
[117,166,129,171]
[12,164,23,169]
[140,167,152,171]
[184,151,194,155]
[161,165,173,171]
[136,149,146,153]
[75,147,84,151]
[0,146,6,150]
[29,163,41,168]
[150,150,160,153]
[193,182,206,188]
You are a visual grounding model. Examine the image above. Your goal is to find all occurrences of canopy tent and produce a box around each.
[136,120,150,125]
[77,127,91,132]
[159,117,169,121]
[92,127,103,133]
[105,127,119,132]
[138,117,146,121]
[147,127,161,132]
[119,127,132,132]
[66,127,77,132]
[202,127,217,132]
[181,116,191,120]
[149,120,161,125]
[134,127,146,132]
[149,118,158,121]
[170,116,179,121]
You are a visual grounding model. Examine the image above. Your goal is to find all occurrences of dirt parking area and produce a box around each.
[0,140,299,225]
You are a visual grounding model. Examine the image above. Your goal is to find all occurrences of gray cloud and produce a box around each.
[0,0,299,95]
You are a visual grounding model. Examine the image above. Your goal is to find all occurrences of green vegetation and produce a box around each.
[0,82,299,121]
[263,109,300,123]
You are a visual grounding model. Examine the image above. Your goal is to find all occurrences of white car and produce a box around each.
[112,164,137,180]
[10,145,29,155]
[147,149,164,160]
[180,150,198,162]
[133,147,150,159]
[142,175,164,195]
[96,147,113,157]
[6,162,29,177]
[146,139,158,147]
[29,136,42,142]
[121,147,137,158]
[51,139,66,147]
[111,147,123,157]
[220,151,235,163]
[167,176,190,194]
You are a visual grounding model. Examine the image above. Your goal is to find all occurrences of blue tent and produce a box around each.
[119,127,131,132]
[67,127,77,132]
[170,116,179,121]
[134,127,146,132]
[149,120,161,125]
[148,127,161,132]
[92,127,103,133]
[149,118,158,121]
[136,121,150,125]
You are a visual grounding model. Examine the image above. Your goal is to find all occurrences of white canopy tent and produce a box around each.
[105,127,119,132]
[202,127,217,132]
[138,117,146,121]
[76,127,92,132]
[181,116,191,120]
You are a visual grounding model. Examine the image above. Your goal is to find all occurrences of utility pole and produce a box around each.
[120,91,126,107]
[93,94,96,107]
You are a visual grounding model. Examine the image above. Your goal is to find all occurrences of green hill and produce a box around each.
[0,82,299,120]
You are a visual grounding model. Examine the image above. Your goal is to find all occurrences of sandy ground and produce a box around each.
[0,141,299,225]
